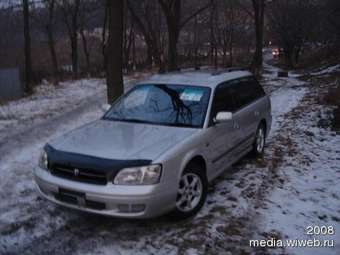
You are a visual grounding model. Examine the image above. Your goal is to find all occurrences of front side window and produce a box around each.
[211,84,237,118]
[103,84,211,128]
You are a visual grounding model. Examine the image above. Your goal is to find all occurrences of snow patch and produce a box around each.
[311,64,340,75]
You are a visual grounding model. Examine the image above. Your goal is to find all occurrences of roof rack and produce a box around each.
[157,66,248,75]
[211,67,248,76]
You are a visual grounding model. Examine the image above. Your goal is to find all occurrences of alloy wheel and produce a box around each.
[256,127,265,153]
[176,173,203,212]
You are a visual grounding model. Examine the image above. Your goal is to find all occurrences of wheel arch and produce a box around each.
[259,119,267,136]
[182,155,207,179]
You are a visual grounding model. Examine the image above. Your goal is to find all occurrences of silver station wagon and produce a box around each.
[34,69,272,219]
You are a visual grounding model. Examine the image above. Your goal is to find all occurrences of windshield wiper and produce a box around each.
[123,118,154,124]
[103,116,198,128]
[103,117,154,124]
[167,122,197,128]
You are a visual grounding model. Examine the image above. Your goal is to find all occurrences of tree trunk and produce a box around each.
[80,28,90,74]
[47,26,59,82]
[71,0,80,79]
[193,15,199,69]
[70,33,78,78]
[283,46,294,69]
[22,0,33,93]
[126,0,156,69]
[251,0,265,73]
[294,46,301,66]
[106,0,124,104]
[132,29,136,71]
[209,2,217,68]
[158,0,181,71]
[102,0,109,71]
[46,0,59,83]
[158,0,210,71]
[145,41,153,67]
[229,31,233,66]
[167,25,179,71]
[229,0,234,67]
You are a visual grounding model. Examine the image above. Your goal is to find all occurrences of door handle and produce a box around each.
[254,110,260,117]
[233,121,240,129]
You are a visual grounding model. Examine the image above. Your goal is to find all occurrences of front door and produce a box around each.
[207,82,243,177]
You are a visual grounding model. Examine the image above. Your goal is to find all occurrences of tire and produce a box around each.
[252,123,266,157]
[169,163,208,220]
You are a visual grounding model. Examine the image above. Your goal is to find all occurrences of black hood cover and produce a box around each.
[45,144,152,182]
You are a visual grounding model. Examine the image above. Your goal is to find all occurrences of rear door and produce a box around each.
[230,76,266,155]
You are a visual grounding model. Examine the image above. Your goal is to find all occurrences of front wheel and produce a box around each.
[252,123,266,156]
[170,164,207,219]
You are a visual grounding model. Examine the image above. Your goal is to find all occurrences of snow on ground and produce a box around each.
[0,74,148,253]
[0,78,105,133]
[270,88,306,135]
[0,54,339,254]
[0,108,103,251]
[311,64,340,76]
[256,78,340,255]
[262,59,307,135]
[0,73,147,141]
[252,57,340,255]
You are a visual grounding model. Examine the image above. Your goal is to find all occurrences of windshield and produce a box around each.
[103,84,211,128]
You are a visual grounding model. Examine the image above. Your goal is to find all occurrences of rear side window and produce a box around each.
[211,83,237,118]
[249,77,266,99]
[232,77,265,109]
[211,76,266,118]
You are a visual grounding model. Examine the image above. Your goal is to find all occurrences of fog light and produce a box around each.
[117,204,129,213]
[131,204,146,213]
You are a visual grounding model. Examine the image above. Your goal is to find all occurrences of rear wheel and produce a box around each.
[170,164,207,219]
[252,123,266,156]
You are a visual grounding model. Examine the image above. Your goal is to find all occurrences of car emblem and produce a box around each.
[74,168,80,177]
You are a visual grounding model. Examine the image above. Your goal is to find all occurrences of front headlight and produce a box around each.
[39,150,48,170]
[113,164,162,185]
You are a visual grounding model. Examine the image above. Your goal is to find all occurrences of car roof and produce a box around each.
[137,69,253,88]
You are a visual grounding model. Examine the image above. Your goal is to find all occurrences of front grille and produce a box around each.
[51,165,108,185]
[55,192,106,210]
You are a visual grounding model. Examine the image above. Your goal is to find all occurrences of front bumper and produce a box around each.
[34,167,176,218]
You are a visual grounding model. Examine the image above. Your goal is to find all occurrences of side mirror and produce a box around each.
[101,104,111,112]
[213,111,233,124]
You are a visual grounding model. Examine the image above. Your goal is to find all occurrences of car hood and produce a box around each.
[49,120,198,161]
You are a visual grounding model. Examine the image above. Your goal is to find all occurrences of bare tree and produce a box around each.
[268,0,319,68]
[35,0,60,82]
[22,0,33,93]
[127,0,165,72]
[209,0,218,68]
[79,10,90,75]
[78,1,102,75]
[122,3,134,73]
[222,0,236,67]
[105,0,124,103]
[213,0,236,67]
[102,0,109,70]
[60,0,81,79]
[30,0,59,83]
[325,0,340,47]
[158,0,211,71]
[45,0,59,82]
[251,0,265,72]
